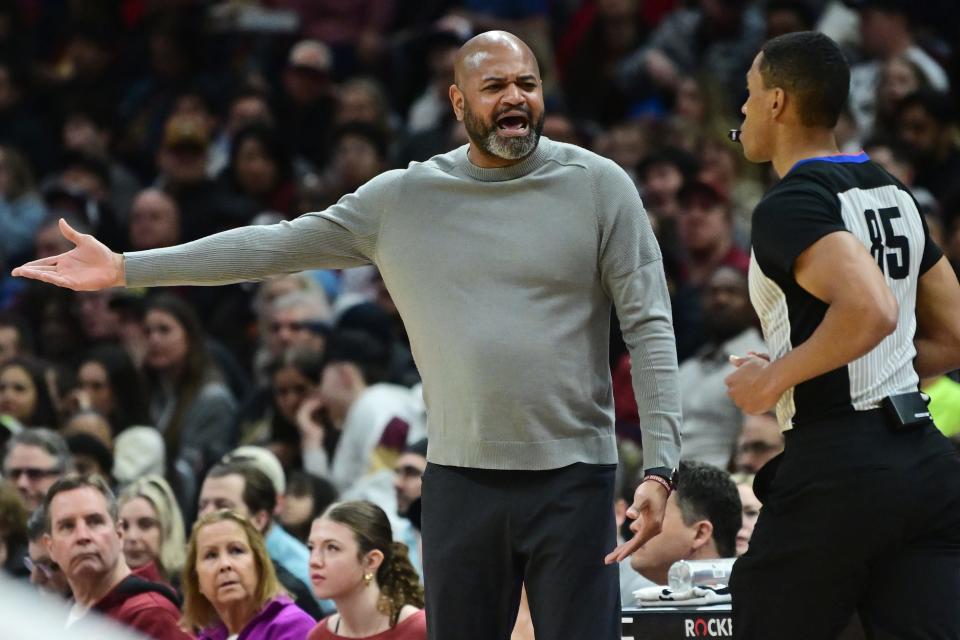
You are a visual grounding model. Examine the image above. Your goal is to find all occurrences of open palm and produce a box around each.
[11,219,123,291]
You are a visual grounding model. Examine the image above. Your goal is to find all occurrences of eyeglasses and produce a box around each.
[23,557,61,579]
[4,467,61,481]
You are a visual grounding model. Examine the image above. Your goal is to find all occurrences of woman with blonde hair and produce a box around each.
[182,510,316,639]
[118,475,186,584]
[307,500,425,639]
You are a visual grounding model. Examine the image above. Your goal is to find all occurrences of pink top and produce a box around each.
[307,610,427,640]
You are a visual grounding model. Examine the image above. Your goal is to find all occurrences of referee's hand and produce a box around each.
[604,479,669,564]
[726,352,780,414]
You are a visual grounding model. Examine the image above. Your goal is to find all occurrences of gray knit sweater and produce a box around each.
[125,138,682,471]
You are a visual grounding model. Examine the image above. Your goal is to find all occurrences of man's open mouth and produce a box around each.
[496,112,530,137]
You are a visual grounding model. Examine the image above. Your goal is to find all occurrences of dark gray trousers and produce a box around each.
[421,462,621,640]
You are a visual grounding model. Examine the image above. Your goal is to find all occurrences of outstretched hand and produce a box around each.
[11,219,124,291]
[604,478,669,565]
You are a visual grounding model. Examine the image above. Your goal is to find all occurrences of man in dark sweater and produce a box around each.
[43,475,190,640]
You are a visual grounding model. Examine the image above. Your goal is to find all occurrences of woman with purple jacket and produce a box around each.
[181,510,316,640]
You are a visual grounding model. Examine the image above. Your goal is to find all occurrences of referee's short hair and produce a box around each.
[675,460,742,558]
[759,31,850,128]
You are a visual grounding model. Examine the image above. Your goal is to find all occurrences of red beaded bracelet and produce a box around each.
[643,474,673,495]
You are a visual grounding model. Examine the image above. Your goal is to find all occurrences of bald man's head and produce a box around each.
[449,31,545,166]
[453,31,540,88]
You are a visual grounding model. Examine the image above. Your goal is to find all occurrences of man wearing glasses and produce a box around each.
[3,429,72,511]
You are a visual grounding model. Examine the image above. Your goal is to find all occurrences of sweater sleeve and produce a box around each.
[123,170,404,287]
[594,159,682,472]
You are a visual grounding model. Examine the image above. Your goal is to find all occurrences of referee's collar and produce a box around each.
[789,151,869,173]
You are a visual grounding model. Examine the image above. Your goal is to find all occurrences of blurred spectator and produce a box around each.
[846,0,948,138]
[665,74,736,152]
[43,475,188,639]
[0,145,46,269]
[128,188,182,251]
[677,267,763,467]
[730,472,760,557]
[616,0,764,112]
[60,106,142,220]
[142,295,237,476]
[694,130,765,230]
[894,89,960,204]
[407,23,466,134]
[298,331,419,503]
[0,61,54,175]
[270,290,332,352]
[197,460,324,619]
[44,150,125,250]
[591,120,648,181]
[862,137,939,215]
[208,89,276,177]
[0,478,27,577]
[118,476,186,585]
[873,56,931,138]
[279,471,338,544]
[558,0,659,124]
[629,460,741,585]
[240,349,325,467]
[64,432,113,479]
[75,289,123,344]
[393,438,427,577]
[637,146,700,239]
[62,410,113,450]
[278,40,337,169]
[223,125,296,217]
[0,312,33,365]
[307,500,426,639]
[732,413,785,474]
[2,428,72,511]
[764,0,816,39]
[336,301,418,387]
[156,114,255,242]
[315,123,390,206]
[182,510,316,640]
[677,180,750,287]
[72,343,150,436]
[671,180,750,359]
[335,77,395,136]
[278,1,395,75]
[25,505,72,598]
[0,356,58,428]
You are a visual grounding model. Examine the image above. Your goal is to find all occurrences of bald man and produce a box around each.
[14,31,682,639]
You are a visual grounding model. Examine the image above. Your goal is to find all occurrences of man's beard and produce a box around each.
[463,102,544,161]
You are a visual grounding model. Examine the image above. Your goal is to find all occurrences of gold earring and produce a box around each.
[363,572,373,585]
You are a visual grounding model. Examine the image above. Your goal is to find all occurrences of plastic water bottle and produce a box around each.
[667,558,737,592]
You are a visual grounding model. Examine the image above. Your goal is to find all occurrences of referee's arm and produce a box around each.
[727,231,898,414]
[914,256,960,377]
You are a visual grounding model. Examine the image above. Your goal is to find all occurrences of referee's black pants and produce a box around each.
[420,462,621,640]
[731,409,960,639]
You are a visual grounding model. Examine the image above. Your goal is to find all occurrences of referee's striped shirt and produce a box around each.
[748,152,941,430]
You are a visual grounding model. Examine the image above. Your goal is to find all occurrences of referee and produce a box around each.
[725,32,960,638]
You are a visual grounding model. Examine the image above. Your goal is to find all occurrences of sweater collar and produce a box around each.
[458,136,553,182]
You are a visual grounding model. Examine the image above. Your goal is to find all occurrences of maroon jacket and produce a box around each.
[92,574,191,640]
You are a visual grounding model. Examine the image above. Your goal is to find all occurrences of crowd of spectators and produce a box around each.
[0,0,957,637]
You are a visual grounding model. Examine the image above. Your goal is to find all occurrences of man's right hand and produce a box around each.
[11,219,124,291]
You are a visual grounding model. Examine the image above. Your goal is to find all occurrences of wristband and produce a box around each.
[643,474,672,495]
